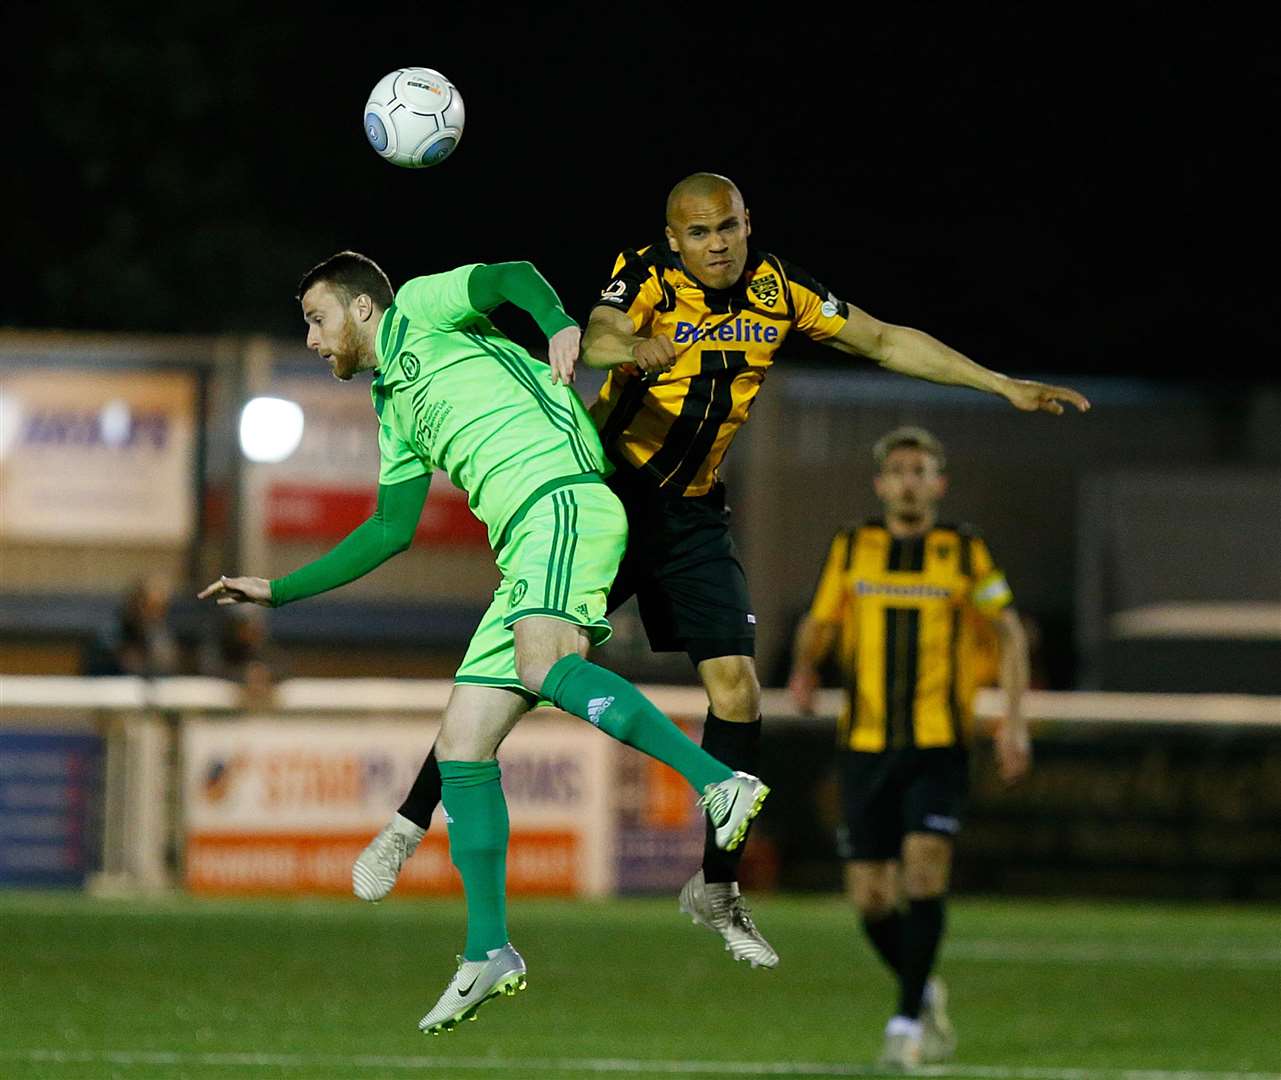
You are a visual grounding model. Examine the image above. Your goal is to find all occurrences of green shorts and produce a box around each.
[455,480,627,700]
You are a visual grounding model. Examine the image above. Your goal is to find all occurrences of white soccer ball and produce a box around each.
[363,67,465,168]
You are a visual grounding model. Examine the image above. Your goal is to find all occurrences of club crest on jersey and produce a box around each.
[748,273,780,307]
[600,279,627,303]
[401,352,421,379]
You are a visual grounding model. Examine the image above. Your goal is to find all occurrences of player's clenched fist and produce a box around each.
[631,335,677,375]
[198,575,272,606]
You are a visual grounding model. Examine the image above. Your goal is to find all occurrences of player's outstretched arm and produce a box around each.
[198,474,430,608]
[828,307,1091,416]
[466,263,580,384]
[582,305,676,375]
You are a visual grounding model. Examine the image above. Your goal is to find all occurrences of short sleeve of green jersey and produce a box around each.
[378,417,430,486]
[393,264,484,331]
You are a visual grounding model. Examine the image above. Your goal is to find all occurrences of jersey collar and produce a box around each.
[373,303,399,370]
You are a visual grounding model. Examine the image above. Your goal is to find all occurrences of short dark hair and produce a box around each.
[296,251,393,309]
[872,425,947,471]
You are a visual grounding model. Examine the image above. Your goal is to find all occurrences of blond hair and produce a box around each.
[872,426,947,471]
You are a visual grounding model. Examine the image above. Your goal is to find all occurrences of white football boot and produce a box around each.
[678,869,779,969]
[418,943,527,1035]
[698,771,769,851]
[352,814,425,902]
[920,977,957,1062]
[878,1016,924,1071]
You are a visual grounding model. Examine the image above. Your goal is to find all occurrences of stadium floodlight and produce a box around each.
[239,396,304,464]
[0,392,22,462]
[99,399,132,448]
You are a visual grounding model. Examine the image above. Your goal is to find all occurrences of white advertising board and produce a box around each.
[0,370,195,543]
[182,715,614,896]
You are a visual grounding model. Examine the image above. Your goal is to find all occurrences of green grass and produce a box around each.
[0,892,1277,1079]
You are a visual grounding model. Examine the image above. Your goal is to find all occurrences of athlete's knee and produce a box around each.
[513,618,588,695]
[848,863,897,918]
[516,651,582,697]
[699,655,761,720]
[435,724,488,762]
[902,836,953,898]
[903,869,949,899]
[514,654,554,696]
[854,885,898,919]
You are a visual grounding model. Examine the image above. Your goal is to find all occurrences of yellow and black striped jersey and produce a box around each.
[806,521,1013,753]
[590,243,849,497]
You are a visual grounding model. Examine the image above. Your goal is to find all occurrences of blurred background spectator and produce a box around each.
[81,576,181,678]
[198,606,282,709]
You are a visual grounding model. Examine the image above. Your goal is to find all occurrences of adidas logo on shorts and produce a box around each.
[587,696,615,726]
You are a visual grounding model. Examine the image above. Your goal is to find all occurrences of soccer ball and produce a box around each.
[363,68,465,168]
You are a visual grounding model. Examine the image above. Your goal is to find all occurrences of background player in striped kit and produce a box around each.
[789,425,1032,1069]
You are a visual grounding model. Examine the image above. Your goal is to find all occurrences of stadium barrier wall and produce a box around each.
[2,678,1279,899]
[181,714,620,897]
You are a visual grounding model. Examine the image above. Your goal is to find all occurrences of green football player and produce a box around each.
[199,252,768,1035]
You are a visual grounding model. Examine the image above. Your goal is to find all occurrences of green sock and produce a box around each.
[439,759,509,961]
[542,655,732,792]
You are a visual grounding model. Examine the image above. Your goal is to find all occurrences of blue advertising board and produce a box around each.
[0,731,102,887]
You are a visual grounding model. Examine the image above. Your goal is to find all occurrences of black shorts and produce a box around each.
[605,462,755,665]
[836,747,969,861]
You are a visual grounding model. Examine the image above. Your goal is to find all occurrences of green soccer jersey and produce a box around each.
[372,264,608,548]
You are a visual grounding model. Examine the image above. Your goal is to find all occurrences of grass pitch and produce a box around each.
[0,892,1277,1079]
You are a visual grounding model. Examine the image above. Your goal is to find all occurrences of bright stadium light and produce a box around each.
[239,396,304,463]
[0,392,22,462]
[99,399,132,447]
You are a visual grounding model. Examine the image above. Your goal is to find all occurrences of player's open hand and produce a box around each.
[1003,378,1091,415]
[788,667,819,714]
[198,575,272,607]
[631,335,677,376]
[549,325,580,386]
[994,721,1032,784]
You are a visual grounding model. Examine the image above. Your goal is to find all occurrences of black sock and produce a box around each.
[397,746,441,829]
[898,896,945,1019]
[862,909,904,976]
[699,713,762,884]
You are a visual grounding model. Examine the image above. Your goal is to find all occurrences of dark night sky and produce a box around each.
[5,5,1274,381]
